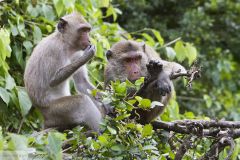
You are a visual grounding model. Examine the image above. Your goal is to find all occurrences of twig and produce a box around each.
[31,128,56,137]
[62,137,75,149]
[170,62,201,88]
[175,135,194,160]
[17,118,24,134]
[199,136,235,160]
[162,37,182,48]
[62,146,72,153]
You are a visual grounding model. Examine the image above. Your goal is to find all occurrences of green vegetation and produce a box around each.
[0,0,239,159]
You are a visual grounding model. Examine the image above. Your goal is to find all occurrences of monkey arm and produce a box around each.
[161,60,187,76]
[73,66,95,95]
[49,45,95,87]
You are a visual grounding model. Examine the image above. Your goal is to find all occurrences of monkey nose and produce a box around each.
[133,71,139,74]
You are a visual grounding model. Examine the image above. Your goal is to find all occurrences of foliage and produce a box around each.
[0,0,239,159]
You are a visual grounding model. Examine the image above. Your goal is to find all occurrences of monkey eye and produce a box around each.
[125,58,131,63]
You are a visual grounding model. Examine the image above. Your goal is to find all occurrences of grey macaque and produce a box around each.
[24,12,105,131]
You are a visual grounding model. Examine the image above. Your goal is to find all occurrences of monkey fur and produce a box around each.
[24,12,106,131]
[104,40,187,124]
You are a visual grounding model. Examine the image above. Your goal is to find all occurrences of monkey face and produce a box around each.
[105,40,149,84]
[121,51,142,82]
[76,23,91,50]
[57,12,92,51]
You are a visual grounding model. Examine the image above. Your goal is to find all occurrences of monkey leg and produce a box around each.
[41,94,102,131]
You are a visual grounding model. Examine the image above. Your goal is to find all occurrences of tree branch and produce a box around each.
[151,120,240,159]
[175,136,194,160]
[199,136,235,160]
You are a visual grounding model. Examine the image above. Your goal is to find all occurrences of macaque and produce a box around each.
[24,12,106,131]
[104,40,186,124]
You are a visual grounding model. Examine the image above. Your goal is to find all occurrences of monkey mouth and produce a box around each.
[80,40,91,50]
[81,43,91,50]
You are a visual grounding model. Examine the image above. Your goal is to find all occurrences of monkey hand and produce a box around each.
[146,60,163,77]
[84,45,96,59]
[155,72,172,96]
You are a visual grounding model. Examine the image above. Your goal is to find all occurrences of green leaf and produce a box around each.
[98,135,108,145]
[203,94,212,108]
[115,82,127,94]
[27,4,39,17]
[135,96,142,102]
[17,87,32,117]
[63,0,75,9]
[111,145,124,152]
[0,28,12,59]
[185,43,197,65]
[33,26,42,44]
[151,101,164,109]
[96,43,104,58]
[134,77,144,87]
[184,112,195,119]
[23,41,33,55]
[152,29,164,46]
[53,0,64,17]
[143,145,157,150]
[140,99,151,109]
[92,141,101,150]
[46,25,53,33]
[5,74,16,90]
[47,132,65,160]
[42,5,55,21]
[8,133,28,151]
[11,26,18,36]
[174,41,186,62]
[114,113,130,121]
[99,0,109,7]
[107,126,117,135]
[142,124,153,137]
[106,6,118,21]
[142,33,155,46]
[165,47,176,60]
[0,87,10,105]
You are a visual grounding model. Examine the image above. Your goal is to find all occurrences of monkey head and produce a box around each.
[104,40,149,84]
[57,12,92,50]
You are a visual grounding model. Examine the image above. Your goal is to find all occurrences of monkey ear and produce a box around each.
[57,18,68,33]
[106,50,113,60]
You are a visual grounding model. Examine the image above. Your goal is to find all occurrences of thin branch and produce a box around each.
[162,37,182,48]
[170,62,201,88]
[175,136,194,160]
[199,136,235,160]
[31,128,56,137]
[17,118,24,134]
